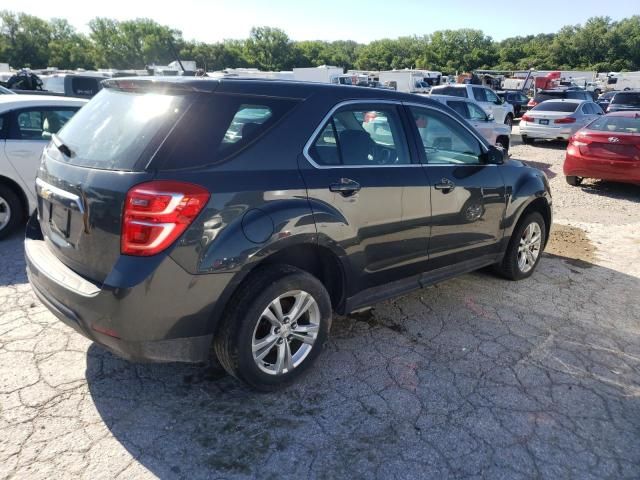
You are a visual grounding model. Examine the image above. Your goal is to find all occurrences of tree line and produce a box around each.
[1,11,639,74]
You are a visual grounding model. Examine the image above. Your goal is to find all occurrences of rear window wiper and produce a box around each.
[52,134,74,158]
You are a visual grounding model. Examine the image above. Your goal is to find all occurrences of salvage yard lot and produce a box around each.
[1,138,639,479]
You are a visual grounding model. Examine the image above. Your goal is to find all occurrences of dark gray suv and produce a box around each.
[26,77,552,390]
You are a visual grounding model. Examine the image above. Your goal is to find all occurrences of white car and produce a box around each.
[519,99,603,143]
[0,95,87,238]
[429,94,512,152]
[430,84,515,129]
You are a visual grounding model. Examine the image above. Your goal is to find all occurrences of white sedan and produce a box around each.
[0,95,87,238]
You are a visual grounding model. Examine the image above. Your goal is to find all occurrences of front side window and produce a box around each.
[472,87,488,102]
[15,108,77,140]
[467,103,488,121]
[446,101,469,119]
[309,104,410,166]
[408,106,483,165]
[485,89,500,103]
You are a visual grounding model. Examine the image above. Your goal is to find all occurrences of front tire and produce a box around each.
[504,114,513,130]
[565,175,583,186]
[214,265,332,391]
[496,136,510,155]
[0,185,23,240]
[494,212,546,281]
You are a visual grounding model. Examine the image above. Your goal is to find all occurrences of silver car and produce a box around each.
[429,94,512,151]
[520,99,603,143]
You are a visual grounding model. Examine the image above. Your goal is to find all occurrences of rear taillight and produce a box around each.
[554,117,576,124]
[527,99,537,107]
[521,114,534,122]
[122,181,210,256]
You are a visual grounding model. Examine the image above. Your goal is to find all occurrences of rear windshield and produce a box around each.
[532,101,579,112]
[587,116,640,133]
[534,92,564,103]
[611,92,640,106]
[71,77,102,97]
[56,88,189,170]
[431,86,467,98]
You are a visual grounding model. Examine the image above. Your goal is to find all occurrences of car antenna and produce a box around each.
[167,37,185,73]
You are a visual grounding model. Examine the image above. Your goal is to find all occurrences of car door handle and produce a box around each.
[434,178,456,192]
[329,178,361,197]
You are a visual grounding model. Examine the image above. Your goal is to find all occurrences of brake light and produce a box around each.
[521,114,534,122]
[527,99,537,107]
[122,181,210,256]
[554,117,576,124]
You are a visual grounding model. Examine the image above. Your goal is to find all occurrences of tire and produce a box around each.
[521,135,534,145]
[496,136,510,155]
[0,185,23,240]
[494,212,546,281]
[214,264,332,391]
[504,114,513,130]
[565,175,583,186]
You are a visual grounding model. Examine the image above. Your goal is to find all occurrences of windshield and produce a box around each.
[587,115,640,133]
[55,88,189,170]
[611,93,640,106]
[532,101,579,113]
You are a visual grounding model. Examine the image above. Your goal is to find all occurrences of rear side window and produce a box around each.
[158,94,298,170]
[532,101,578,113]
[56,88,189,170]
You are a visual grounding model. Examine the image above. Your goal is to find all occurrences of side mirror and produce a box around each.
[494,99,503,105]
[486,113,495,122]
[484,145,504,165]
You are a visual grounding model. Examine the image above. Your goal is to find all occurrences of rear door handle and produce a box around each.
[434,178,456,192]
[329,178,361,197]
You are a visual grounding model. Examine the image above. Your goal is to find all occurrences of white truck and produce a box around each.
[293,66,344,84]
[611,72,640,91]
[430,84,515,128]
[379,70,430,94]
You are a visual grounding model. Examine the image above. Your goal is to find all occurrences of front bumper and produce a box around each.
[25,217,235,363]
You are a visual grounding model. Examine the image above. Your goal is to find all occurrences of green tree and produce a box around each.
[48,19,93,69]
[244,26,294,70]
[0,11,51,68]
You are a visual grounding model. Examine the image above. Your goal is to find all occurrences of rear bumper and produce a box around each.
[25,217,235,363]
[564,152,640,184]
[520,122,574,140]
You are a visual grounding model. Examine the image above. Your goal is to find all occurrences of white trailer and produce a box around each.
[292,66,344,84]
[613,72,640,91]
[379,70,430,93]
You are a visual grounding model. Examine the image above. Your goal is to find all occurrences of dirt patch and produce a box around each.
[546,223,597,266]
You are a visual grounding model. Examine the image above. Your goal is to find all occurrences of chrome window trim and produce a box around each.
[302,99,423,169]
[35,178,85,214]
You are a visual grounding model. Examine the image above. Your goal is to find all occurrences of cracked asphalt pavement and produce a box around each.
[1,138,640,479]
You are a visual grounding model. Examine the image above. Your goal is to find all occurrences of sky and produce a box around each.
[13,0,640,43]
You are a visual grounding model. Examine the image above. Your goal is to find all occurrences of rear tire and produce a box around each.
[214,265,332,391]
[494,212,546,281]
[565,175,583,186]
[0,185,23,240]
[521,135,534,145]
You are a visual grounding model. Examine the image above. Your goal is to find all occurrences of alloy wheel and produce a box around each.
[0,196,11,231]
[517,222,542,273]
[251,290,320,375]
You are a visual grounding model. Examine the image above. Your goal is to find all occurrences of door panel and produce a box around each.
[300,102,431,295]
[405,104,507,270]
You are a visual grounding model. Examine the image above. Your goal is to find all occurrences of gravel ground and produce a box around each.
[1,131,639,479]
